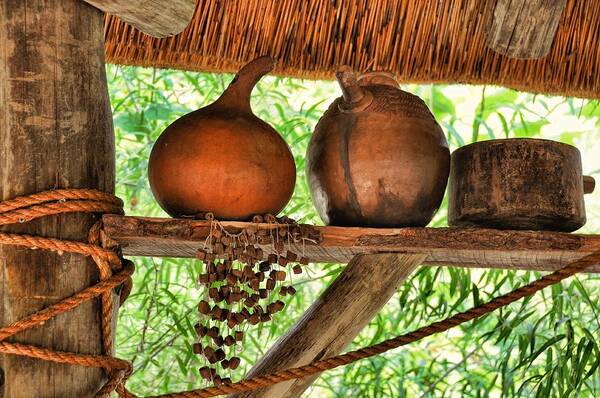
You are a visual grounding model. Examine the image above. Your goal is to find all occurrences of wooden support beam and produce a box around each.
[0,1,115,397]
[102,216,600,273]
[230,253,425,398]
[487,0,567,59]
[83,0,196,38]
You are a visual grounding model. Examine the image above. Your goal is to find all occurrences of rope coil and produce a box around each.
[0,188,597,398]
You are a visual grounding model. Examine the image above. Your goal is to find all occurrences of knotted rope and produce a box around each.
[0,189,134,397]
[0,188,597,397]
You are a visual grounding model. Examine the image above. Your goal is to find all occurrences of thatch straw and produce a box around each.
[104,0,600,98]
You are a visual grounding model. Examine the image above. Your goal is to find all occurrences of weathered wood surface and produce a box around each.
[230,253,425,398]
[102,216,600,273]
[487,0,567,59]
[448,139,592,232]
[0,1,115,397]
[84,0,196,38]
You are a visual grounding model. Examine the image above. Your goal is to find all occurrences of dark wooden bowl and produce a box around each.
[448,138,595,232]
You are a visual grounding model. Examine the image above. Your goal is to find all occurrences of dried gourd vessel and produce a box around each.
[148,57,296,220]
[307,68,450,227]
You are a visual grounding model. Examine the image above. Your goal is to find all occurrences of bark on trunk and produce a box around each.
[0,0,115,396]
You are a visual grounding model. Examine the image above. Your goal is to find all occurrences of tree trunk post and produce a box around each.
[231,253,425,398]
[0,1,115,397]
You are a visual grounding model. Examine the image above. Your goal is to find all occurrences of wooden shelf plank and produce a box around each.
[102,215,600,273]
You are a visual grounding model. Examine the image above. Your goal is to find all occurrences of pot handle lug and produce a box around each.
[336,66,373,113]
[583,175,595,194]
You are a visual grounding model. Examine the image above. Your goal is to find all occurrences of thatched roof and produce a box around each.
[104,0,600,98]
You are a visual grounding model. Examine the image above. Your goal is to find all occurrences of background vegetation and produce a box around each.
[107,65,600,397]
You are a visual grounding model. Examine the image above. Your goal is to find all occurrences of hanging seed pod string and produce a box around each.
[193,214,320,384]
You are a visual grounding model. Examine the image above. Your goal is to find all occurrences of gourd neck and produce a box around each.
[215,56,276,113]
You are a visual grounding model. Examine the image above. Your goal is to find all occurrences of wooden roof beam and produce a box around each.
[83,0,196,38]
[487,0,567,59]
[101,216,600,273]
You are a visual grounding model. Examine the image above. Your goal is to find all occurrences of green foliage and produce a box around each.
[107,64,600,397]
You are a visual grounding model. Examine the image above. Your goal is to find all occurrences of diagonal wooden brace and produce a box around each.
[230,253,426,398]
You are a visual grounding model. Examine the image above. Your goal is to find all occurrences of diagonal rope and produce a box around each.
[148,252,600,398]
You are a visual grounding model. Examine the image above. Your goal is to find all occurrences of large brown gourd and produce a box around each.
[307,68,450,227]
[148,57,296,220]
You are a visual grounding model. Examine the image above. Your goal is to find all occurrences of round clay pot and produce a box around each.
[448,138,595,231]
[306,68,450,227]
[148,57,296,220]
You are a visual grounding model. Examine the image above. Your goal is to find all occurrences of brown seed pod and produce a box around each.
[274,271,287,281]
[266,278,276,290]
[252,215,264,223]
[249,279,260,290]
[194,323,206,336]
[196,250,207,261]
[279,257,289,267]
[226,274,238,285]
[213,335,224,346]
[216,263,226,274]
[215,348,226,361]
[243,265,255,278]
[287,286,297,295]
[224,335,235,346]
[198,274,210,284]
[208,288,219,300]
[204,347,218,363]
[221,359,230,369]
[244,297,257,307]
[227,318,237,329]
[214,242,225,255]
[235,331,244,342]
[251,293,260,302]
[229,357,241,370]
[275,300,285,312]
[208,273,218,283]
[299,256,310,265]
[198,300,211,314]
[286,252,298,262]
[267,254,278,264]
[241,307,251,319]
[234,312,245,323]
[279,286,287,296]
[208,326,220,338]
[260,313,271,322]
[199,366,212,380]
[259,289,268,299]
[249,313,260,325]
[213,375,223,386]
[221,377,232,385]
[255,272,265,282]
[259,261,271,272]
[265,214,277,223]
[232,269,243,278]
[192,342,203,354]
[212,306,223,321]
[293,265,303,274]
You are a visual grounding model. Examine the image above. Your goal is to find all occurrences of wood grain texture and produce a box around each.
[84,0,195,37]
[0,1,115,396]
[230,253,425,398]
[488,0,567,59]
[102,216,600,273]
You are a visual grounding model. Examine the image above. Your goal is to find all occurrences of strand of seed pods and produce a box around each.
[193,213,321,385]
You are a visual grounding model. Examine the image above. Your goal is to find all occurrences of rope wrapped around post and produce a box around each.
[0,188,598,397]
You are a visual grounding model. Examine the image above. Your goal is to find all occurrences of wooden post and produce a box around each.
[0,1,114,397]
[231,253,425,398]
